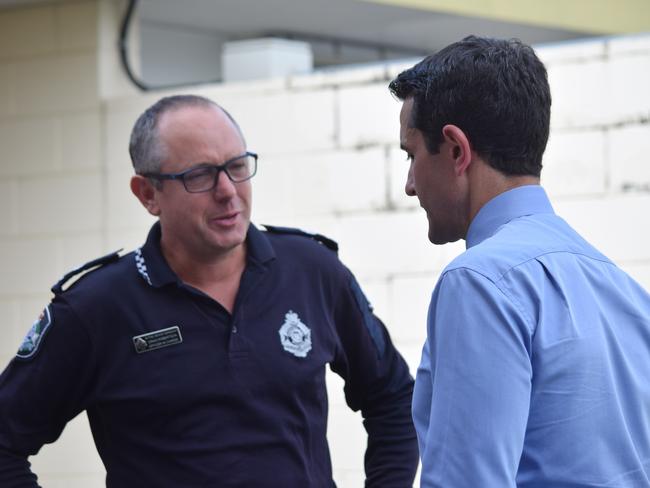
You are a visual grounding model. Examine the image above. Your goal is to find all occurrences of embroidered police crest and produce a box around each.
[279,310,312,358]
[17,306,52,359]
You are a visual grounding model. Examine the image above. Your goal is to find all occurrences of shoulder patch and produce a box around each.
[16,305,53,359]
[51,249,122,294]
[262,224,338,252]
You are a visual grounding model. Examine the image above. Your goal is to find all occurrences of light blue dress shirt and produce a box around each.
[413,185,650,487]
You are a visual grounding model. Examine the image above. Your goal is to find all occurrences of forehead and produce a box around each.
[157,105,244,166]
[399,98,415,141]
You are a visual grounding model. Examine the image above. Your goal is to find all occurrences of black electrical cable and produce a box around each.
[119,0,149,91]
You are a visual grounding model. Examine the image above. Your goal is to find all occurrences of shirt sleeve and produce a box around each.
[418,267,533,488]
[0,297,96,487]
[329,268,419,488]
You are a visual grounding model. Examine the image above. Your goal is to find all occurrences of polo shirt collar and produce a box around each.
[465,185,555,249]
[136,221,275,288]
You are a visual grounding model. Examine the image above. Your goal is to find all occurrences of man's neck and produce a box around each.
[161,239,247,313]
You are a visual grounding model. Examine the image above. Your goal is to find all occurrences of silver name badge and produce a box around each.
[133,326,183,354]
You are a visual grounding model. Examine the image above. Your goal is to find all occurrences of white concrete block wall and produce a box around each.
[0,2,649,486]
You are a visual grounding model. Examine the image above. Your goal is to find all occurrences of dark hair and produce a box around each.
[129,94,244,174]
[389,35,551,176]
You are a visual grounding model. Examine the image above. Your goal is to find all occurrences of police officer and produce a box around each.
[0,95,418,487]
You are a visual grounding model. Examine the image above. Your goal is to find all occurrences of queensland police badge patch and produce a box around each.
[279,310,312,358]
[17,306,53,359]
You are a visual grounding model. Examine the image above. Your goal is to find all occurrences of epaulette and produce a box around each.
[262,225,339,253]
[51,249,122,294]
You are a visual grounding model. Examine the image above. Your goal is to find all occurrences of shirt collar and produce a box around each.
[137,221,275,288]
[465,185,555,249]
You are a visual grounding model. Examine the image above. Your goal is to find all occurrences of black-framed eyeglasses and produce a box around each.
[142,152,258,193]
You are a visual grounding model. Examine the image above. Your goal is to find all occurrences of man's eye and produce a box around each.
[185,167,213,181]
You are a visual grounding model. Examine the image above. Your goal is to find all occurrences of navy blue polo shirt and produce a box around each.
[0,223,417,487]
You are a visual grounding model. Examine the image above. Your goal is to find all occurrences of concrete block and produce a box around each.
[105,227,152,256]
[13,54,99,115]
[106,169,158,232]
[221,89,338,155]
[28,475,105,488]
[16,173,103,235]
[0,63,12,117]
[542,129,607,198]
[0,300,18,358]
[0,5,56,60]
[31,412,104,480]
[0,180,16,235]
[61,111,102,171]
[104,102,143,171]
[327,401,365,469]
[387,145,421,210]
[59,232,104,274]
[608,125,650,192]
[289,63,388,90]
[0,116,58,175]
[256,147,388,219]
[393,342,428,384]
[608,33,650,56]
[0,237,60,295]
[389,274,437,345]
[338,83,401,148]
[609,54,650,123]
[554,194,650,264]
[618,262,650,292]
[535,37,606,65]
[336,210,463,279]
[547,59,611,129]
[56,1,98,52]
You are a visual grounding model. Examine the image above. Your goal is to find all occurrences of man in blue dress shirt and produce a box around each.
[389,35,650,487]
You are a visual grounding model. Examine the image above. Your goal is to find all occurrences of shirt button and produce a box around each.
[232,326,238,334]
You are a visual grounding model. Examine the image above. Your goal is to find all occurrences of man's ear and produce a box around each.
[130,175,161,216]
[441,125,472,176]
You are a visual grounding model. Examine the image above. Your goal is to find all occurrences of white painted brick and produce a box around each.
[388,145,420,210]
[289,63,388,90]
[334,470,366,488]
[547,59,611,129]
[608,34,650,56]
[106,169,158,232]
[327,402,365,470]
[608,125,650,192]
[542,129,607,198]
[336,211,463,279]
[31,412,104,479]
[0,5,56,60]
[211,89,338,155]
[29,475,105,488]
[338,83,401,148]
[389,274,437,345]
[0,63,12,117]
[0,237,60,294]
[0,180,16,235]
[393,342,428,386]
[105,227,152,256]
[256,147,388,218]
[609,54,650,123]
[535,38,606,65]
[104,103,143,171]
[16,173,103,234]
[56,1,98,52]
[61,111,102,171]
[386,58,422,80]
[555,194,650,263]
[59,232,104,273]
[618,262,650,292]
[0,116,58,175]
[13,54,99,115]
[0,300,18,358]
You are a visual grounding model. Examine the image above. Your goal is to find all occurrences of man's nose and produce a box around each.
[212,170,237,198]
[405,165,416,196]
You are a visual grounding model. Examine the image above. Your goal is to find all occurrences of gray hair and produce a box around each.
[129,94,244,175]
